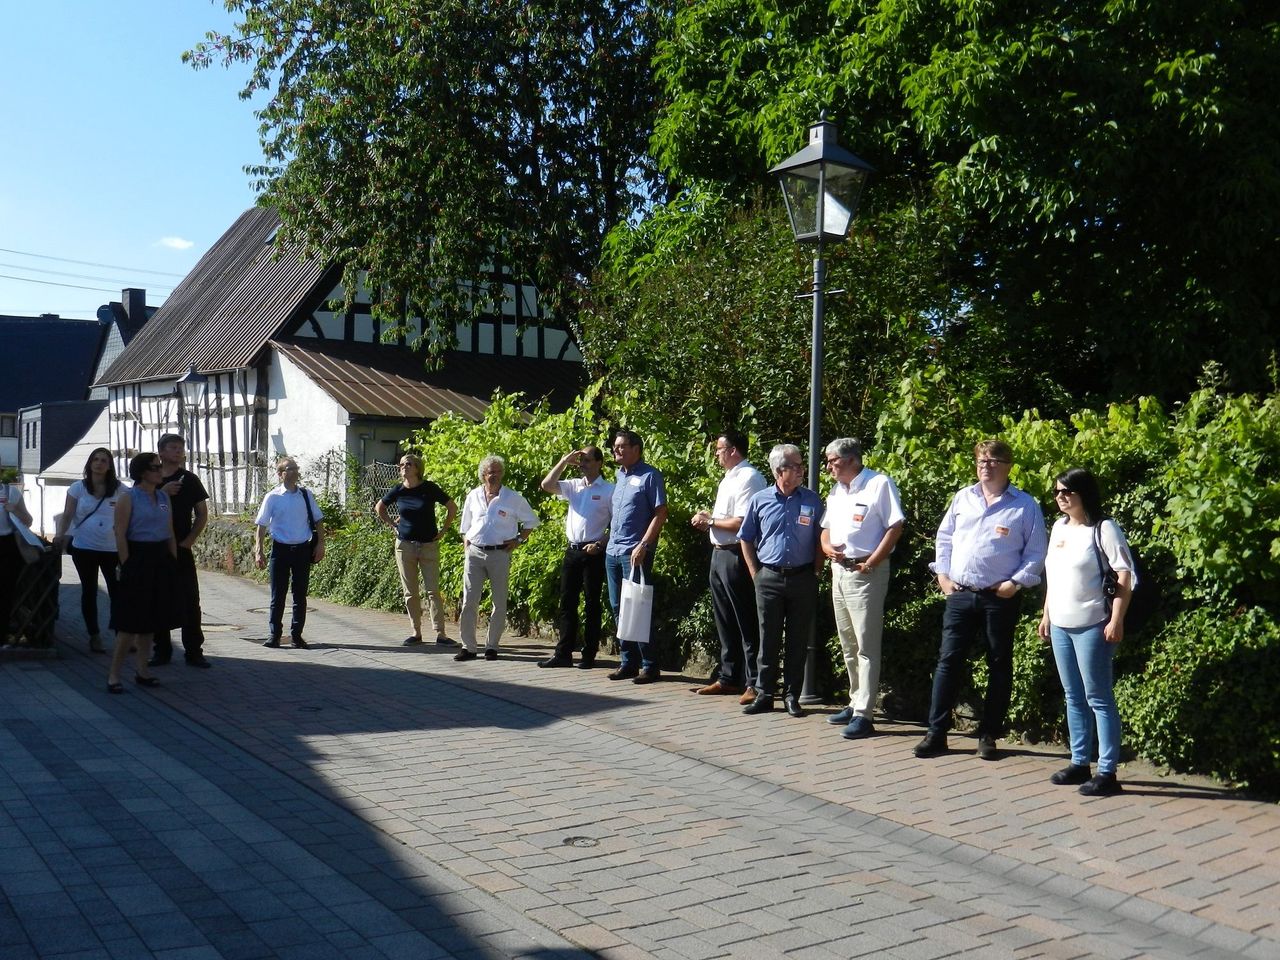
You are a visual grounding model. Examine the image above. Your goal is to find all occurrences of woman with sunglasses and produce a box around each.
[106,453,177,693]
[54,448,122,653]
[1037,468,1135,796]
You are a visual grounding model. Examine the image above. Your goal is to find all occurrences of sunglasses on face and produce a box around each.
[1054,488,1074,498]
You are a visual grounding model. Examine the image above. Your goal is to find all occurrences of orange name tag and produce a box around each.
[798,515,812,526]
[995,525,1010,537]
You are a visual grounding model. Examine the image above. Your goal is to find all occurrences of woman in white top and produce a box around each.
[0,475,34,645]
[54,448,122,653]
[1037,467,1134,797]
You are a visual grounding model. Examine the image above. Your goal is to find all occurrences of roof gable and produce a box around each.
[97,206,334,386]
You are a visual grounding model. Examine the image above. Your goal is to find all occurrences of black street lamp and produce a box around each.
[770,114,873,703]
[174,365,208,453]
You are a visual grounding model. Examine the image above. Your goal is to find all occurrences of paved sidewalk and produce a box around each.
[3,560,1278,959]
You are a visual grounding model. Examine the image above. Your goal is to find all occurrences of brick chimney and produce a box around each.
[122,288,147,324]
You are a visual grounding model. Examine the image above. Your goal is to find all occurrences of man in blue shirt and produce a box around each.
[917,440,1048,760]
[605,429,668,683]
[738,444,824,717]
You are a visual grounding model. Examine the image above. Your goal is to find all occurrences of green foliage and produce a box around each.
[188,0,663,345]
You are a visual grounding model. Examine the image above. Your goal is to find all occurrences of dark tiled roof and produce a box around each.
[272,338,585,421]
[21,401,107,472]
[0,317,106,412]
[97,207,335,385]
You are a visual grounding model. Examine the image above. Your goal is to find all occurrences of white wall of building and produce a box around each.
[266,347,348,493]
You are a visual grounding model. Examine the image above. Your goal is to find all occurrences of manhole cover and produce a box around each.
[562,836,599,848]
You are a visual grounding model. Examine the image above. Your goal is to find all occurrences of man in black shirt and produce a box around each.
[150,433,212,667]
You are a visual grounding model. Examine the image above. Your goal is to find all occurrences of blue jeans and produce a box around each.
[1050,621,1121,775]
[605,552,657,674]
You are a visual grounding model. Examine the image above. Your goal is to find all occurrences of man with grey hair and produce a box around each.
[457,455,540,661]
[737,443,823,717]
[820,438,905,739]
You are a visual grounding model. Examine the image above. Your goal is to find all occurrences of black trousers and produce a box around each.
[269,542,313,640]
[927,590,1022,736]
[754,565,817,700]
[554,545,605,660]
[152,547,205,660]
[0,534,19,643]
[69,545,119,637]
[709,545,759,687]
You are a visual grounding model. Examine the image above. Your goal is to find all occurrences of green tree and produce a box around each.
[187,0,664,347]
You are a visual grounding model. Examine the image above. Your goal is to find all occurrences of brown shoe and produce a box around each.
[693,680,743,696]
[738,686,758,705]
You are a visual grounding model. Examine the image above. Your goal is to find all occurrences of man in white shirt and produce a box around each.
[254,458,326,648]
[457,455,540,661]
[820,438,905,739]
[538,446,613,668]
[690,430,766,700]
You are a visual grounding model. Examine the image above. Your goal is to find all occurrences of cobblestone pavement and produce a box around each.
[2,559,1277,959]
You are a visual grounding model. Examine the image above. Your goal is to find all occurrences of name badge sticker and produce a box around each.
[629,476,644,487]
[798,515,812,526]
[591,495,601,500]
[498,509,508,517]
[994,524,1010,537]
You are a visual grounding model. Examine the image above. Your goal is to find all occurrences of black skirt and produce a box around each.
[110,540,179,634]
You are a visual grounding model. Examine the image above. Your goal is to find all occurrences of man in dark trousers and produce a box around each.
[149,433,211,668]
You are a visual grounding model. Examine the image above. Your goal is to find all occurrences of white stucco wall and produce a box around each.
[20,475,72,539]
[266,347,348,490]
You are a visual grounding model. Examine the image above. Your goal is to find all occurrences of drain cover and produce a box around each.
[562,836,599,848]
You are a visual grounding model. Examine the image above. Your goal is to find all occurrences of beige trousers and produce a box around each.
[831,561,891,719]
[394,539,446,638]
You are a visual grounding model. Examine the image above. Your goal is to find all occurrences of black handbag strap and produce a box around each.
[300,486,318,533]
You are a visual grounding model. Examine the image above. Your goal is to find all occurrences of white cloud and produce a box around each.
[157,236,194,250]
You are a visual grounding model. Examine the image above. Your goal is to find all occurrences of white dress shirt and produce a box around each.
[709,460,767,546]
[254,486,321,545]
[821,467,905,558]
[461,485,540,546]
[555,476,613,544]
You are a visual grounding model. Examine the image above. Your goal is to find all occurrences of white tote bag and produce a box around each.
[617,565,654,645]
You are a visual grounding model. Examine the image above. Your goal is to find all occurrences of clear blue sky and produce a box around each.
[0,2,264,320]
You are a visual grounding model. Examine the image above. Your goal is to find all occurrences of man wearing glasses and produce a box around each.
[917,440,1048,760]
[738,444,824,718]
[254,458,326,649]
[605,428,667,683]
[820,438,905,739]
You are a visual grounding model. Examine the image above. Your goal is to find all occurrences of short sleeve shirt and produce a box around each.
[607,461,666,556]
[556,476,614,543]
[160,469,210,541]
[821,467,905,558]
[381,480,450,542]
[739,485,823,567]
[255,486,320,545]
[710,461,767,546]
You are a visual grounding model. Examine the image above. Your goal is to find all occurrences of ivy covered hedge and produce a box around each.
[306,373,1279,793]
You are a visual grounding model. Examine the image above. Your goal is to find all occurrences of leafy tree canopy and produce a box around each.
[649,0,1280,401]
[188,0,664,350]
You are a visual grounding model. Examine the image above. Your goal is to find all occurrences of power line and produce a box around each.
[0,246,187,278]
[0,273,126,294]
[0,262,175,291]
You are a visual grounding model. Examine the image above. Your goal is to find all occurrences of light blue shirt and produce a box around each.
[125,486,172,543]
[931,482,1048,588]
[607,461,666,556]
[739,484,823,567]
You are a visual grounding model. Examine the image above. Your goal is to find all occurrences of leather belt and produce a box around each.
[568,541,598,550]
[473,543,506,550]
[837,555,871,569]
[762,563,813,576]
[713,542,741,552]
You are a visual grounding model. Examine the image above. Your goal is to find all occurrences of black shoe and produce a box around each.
[147,655,171,667]
[976,734,999,761]
[435,635,457,646]
[292,638,309,649]
[185,656,212,669]
[484,649,498,661]
[539,656,573,668]
[454,649,477,661]
[576,658,596,670]
[742,696,775,715]
[607,668,638,681]
[1079,773,1123,797]
[827,706,854,726]
[89,635,106,654]
[403,636,424,646]
[263,638,281,648]
[1051,764,1092,785]
[914,732,948,758]
[633,669,660,685]
[133,675,161,688]
[784,696,805,718]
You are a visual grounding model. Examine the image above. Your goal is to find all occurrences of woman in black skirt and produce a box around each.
[107,453,177,693]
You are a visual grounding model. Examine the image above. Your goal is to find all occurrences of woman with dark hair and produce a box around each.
[1037,467,1135,796]
[54,448,122,653]
[106,452,176,693]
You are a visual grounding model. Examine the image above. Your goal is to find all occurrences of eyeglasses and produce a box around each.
[977,458,1011,467]
[146,463,162,472]
[777,462,804,473]
[1053,487,1074,498]
[824,456,845,466]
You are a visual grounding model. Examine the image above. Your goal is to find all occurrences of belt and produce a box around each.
[473,543,507,550]
[568,541,598,550]
[275,540,312,549]
[713,542,741,552]
[953,583,997,593]
[837,555,871,569]
[762,563,814,576]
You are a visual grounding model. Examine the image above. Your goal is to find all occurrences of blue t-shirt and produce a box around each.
[125,486,172,543]
[607,461,666,556]
[739,484,822,567]
[381,480,450,542]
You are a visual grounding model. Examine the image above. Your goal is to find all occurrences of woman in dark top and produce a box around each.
[375,454,457,645]
[107,453,177,693]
